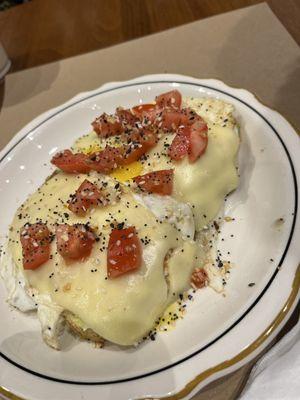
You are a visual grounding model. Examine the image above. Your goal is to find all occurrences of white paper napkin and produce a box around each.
[240,319,300,400]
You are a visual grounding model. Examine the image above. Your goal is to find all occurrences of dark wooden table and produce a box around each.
[0,0,299,73]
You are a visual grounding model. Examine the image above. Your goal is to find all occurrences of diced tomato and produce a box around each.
[92,113,123,138]
[160,109,190,132]
[116,107,139,127]
[24,247,50,271]
[56,224,95,260]
[188,130,208,163]
[155,90,182,109]
[169,116,208,163]
[168,127,190,161]
[107,226,142,278]
[132,104,156,115]
[191,268,208,289]
[131,103,157,120]
[132,104,164,126]
[134,169,174,195]
[68,179,103,216]
[87,146,124,173]
[20,223,52,270]
[51,150,91,174]
[188,119,208,163]
[122,129,157,165]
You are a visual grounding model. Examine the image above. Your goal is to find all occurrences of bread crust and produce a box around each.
[64,312,104,346]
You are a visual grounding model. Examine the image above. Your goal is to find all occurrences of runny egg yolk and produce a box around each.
[73,137,143,182]
[110,161,143,182]
[81,143,102,154]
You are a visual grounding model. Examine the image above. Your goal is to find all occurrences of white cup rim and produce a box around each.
[0,59,11,80]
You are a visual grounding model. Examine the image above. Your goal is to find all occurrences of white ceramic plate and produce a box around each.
[0,74,299,400]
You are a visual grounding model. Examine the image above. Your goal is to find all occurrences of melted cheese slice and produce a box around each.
[142,124,239,230]
[8,173,201,345]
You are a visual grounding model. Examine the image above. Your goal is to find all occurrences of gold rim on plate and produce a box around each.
[150,265,300,400]
[1,266,298,400]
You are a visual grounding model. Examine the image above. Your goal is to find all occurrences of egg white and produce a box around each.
[133,193,195,240]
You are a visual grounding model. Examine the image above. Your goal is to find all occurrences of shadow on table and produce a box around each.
[272,59,300,129]
[2,54,60,107]
[212,6,300,128]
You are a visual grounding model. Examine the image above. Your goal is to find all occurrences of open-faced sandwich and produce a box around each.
[1,90,240,349]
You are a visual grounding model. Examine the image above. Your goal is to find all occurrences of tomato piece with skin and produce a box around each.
[160,109,190,132]
[155,90,182,109]
[122,129,157,165]
[168,116,208,163]
[131,104,156,119]
[51,150,91,174]
[92,113,123,138]
[24,247,51,271]
[188,129,208,163]
[56,224,95,260]
[87,146,124,173]
[68,179,103,216]
[134,169,174,195]
[132,104,162,125]
[168,127,190,161]
[188,118,208,163]
[191,268,208,289]
[116,107,139,127]
[20,223,52,270]
[107,226,142,278]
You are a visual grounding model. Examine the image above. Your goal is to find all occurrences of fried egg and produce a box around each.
[5,170,202,346]
[1,95,239,349]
